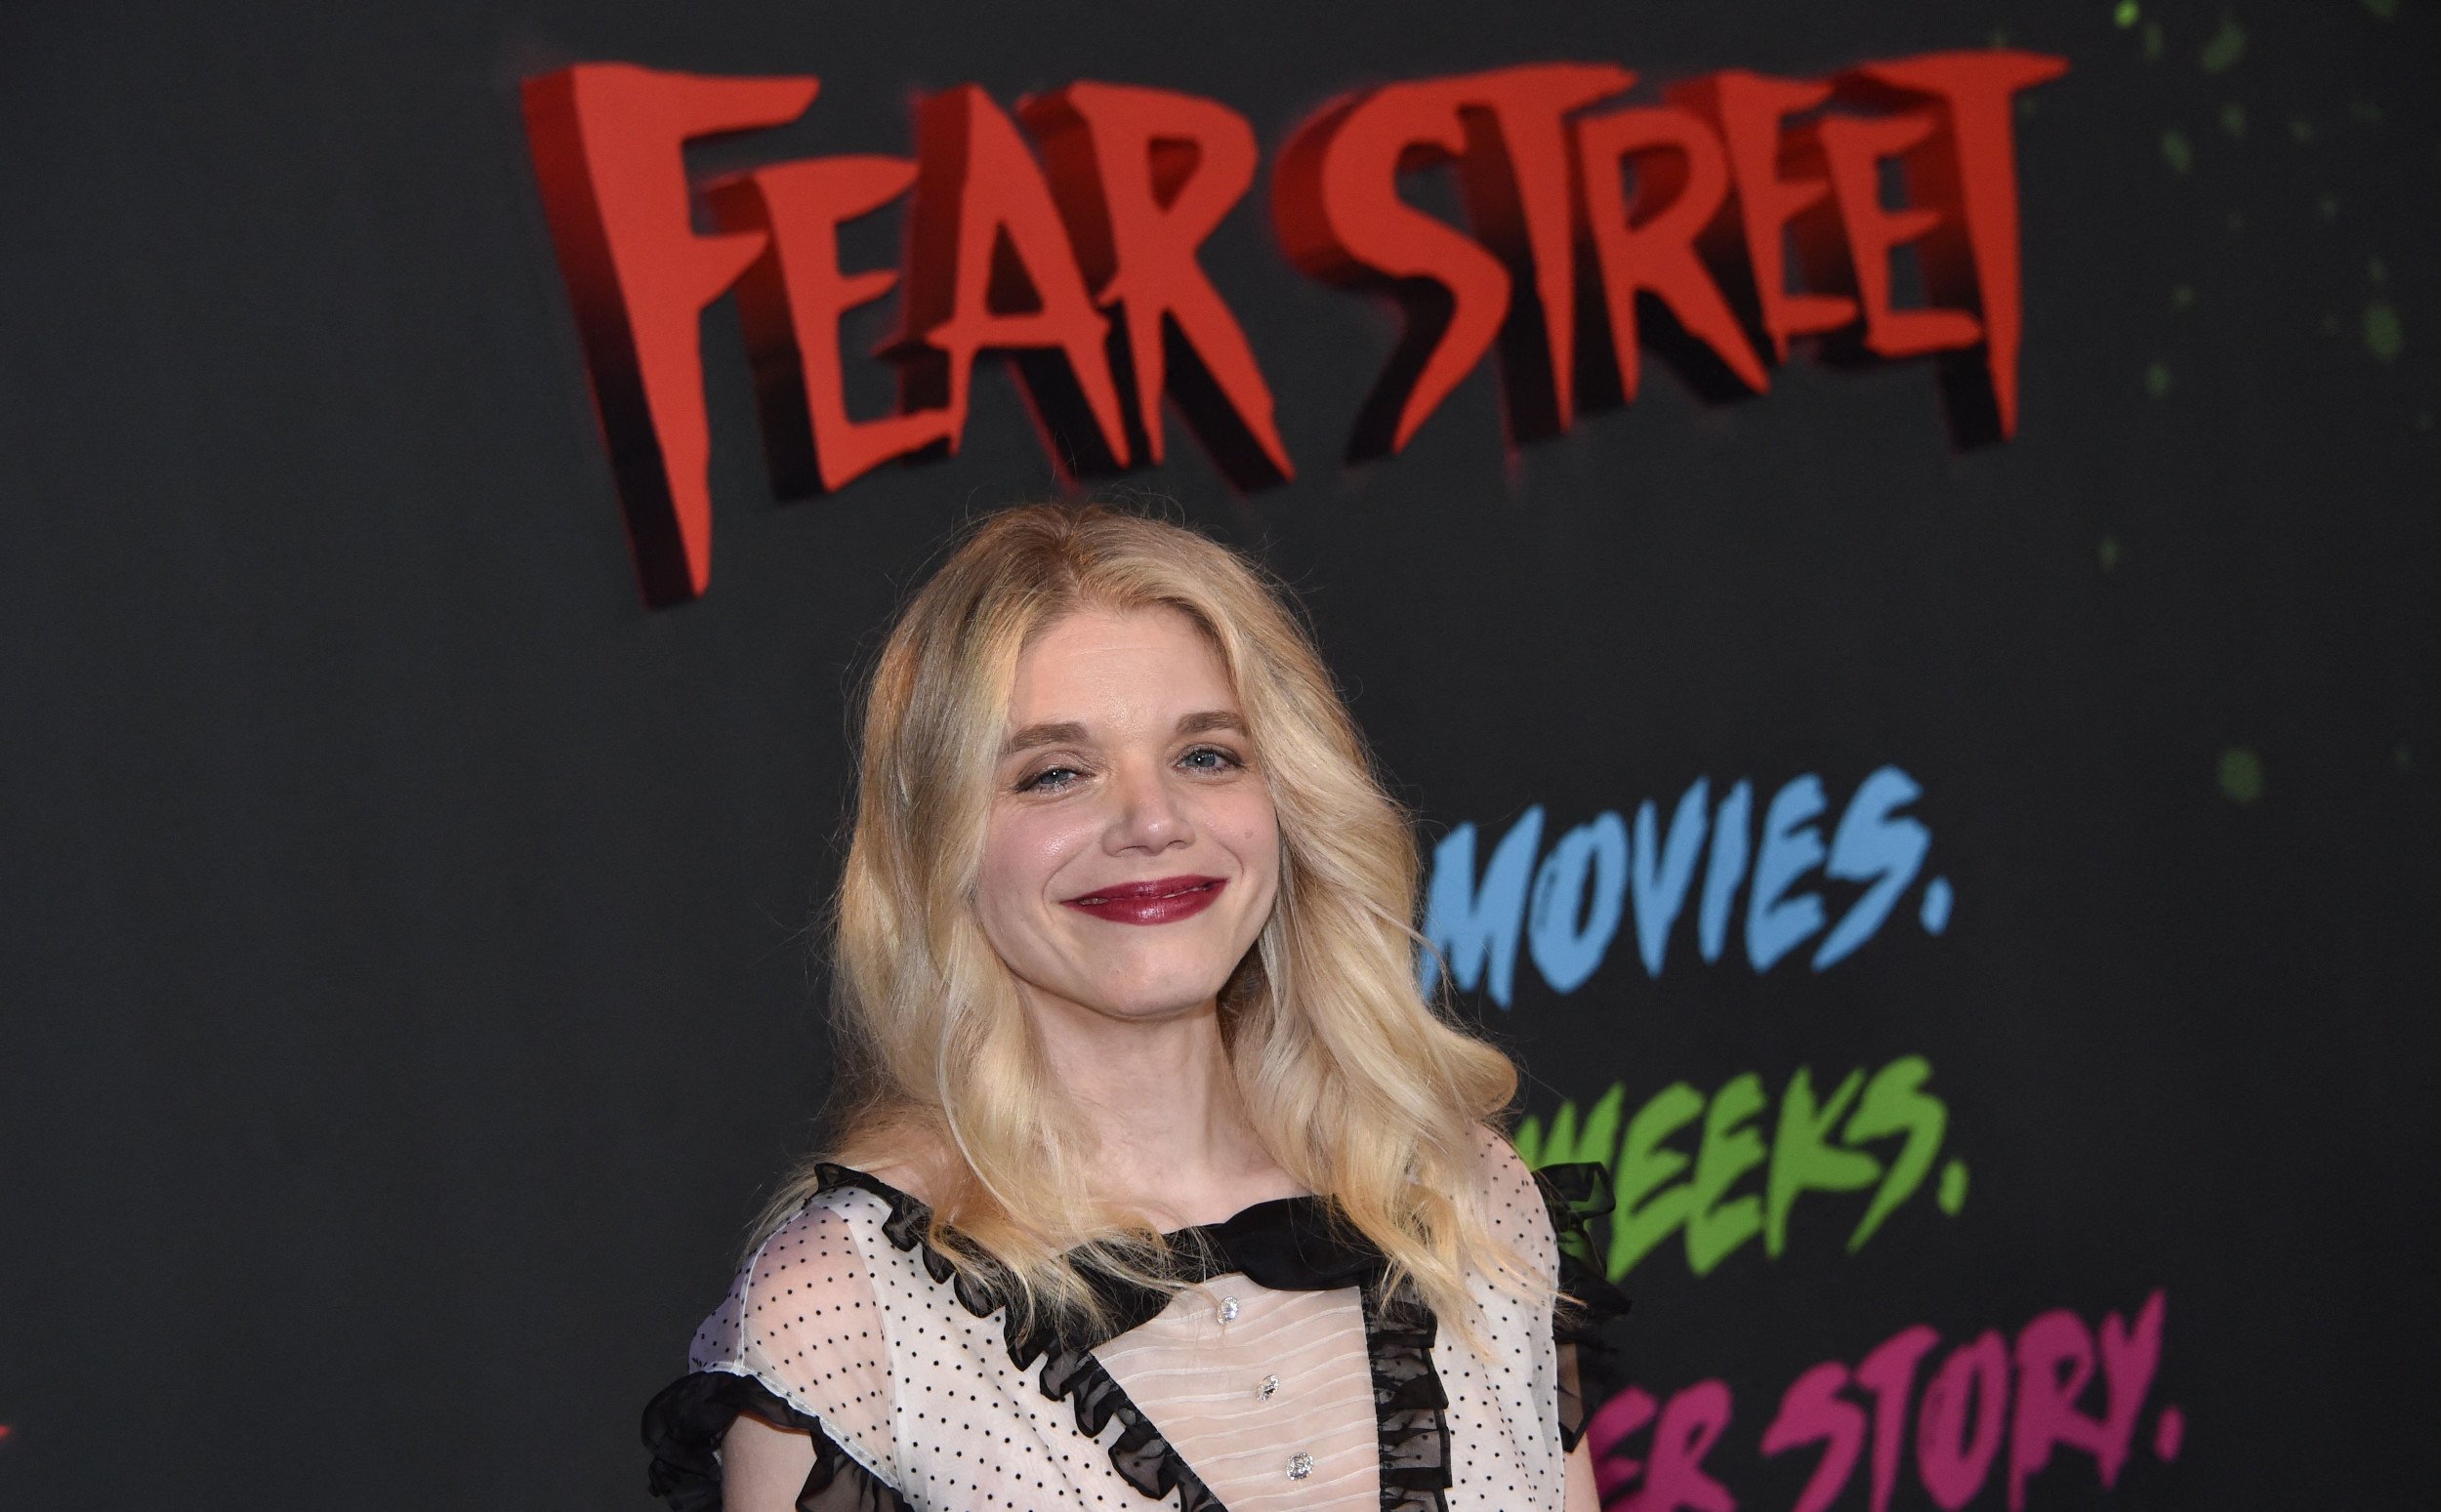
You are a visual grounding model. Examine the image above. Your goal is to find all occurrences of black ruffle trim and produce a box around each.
[1039,1344,1225,1511]
[1364,1289,1452,1512]
[641,1369,913,1512]
[1530,1162,1635,1452]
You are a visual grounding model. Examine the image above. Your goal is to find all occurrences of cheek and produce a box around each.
[1213,791,1282,878]
[979,807,1092,921]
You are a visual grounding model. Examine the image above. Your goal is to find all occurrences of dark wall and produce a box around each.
[0,1,2431,1507]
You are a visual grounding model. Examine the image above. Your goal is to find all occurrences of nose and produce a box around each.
[1104,756,1192,855]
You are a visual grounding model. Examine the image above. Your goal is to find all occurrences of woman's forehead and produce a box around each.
[1006,606,1239,727]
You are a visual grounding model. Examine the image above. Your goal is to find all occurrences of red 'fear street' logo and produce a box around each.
[522,53,2065,606]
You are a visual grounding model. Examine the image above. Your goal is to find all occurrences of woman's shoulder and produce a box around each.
[685,1164,946,1365]
[652,1174,919,1507]
[1463,1120,1549,1231]
[1457,1121,1626,1300]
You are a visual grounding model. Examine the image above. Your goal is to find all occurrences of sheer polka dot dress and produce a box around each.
[643,1125,1629,1512]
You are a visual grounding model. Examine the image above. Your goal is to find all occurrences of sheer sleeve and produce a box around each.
[1530,1162,1633,1452]
[642,1199,911,1512]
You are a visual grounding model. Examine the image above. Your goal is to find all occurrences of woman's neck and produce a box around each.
[1026,990,1305,1229]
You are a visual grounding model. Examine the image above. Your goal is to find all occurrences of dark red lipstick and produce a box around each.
[1058,875,1227,925]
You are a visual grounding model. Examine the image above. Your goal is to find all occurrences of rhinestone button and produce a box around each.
[1217,1295,1240,1324]
[1258,1373,1280,1401]
[1287,1451,1314,1481]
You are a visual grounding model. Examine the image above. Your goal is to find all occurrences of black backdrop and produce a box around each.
[2,1,2432,1507]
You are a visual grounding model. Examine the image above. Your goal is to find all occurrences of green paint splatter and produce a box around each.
[2319,193,2341,220]
[2291,115,2318,143]
[2145,362,2172,397]
[2368,254,2388,285]
[2419,410,2435,431]
[2364,0,2398,19]
[2162,128,2194,173]
[1989,26,2013,47]
[2350,99,2385,124]
[1937,1159,1969,1215]
[2200,14,2247,73]
[2143,20,2167,60]
[2366,302,2404,360]
[2099,535,2122,570]
[2396,743,2414,772]
[2219,102,2247,138]
[2172,284,2196,309]
[2115,0,2140,26]
[2218,747,2265,806]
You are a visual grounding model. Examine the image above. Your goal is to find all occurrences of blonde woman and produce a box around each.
[643,504,1625,1511]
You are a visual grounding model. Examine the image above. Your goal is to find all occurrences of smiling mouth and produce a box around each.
[1059,876,1227,925]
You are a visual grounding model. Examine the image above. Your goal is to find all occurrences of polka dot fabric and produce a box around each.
[643,1126,1622,1512]
[1431,1127,1567,1512]
[687,1201,904,1489]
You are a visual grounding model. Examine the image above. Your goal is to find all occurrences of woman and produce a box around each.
[643,504,1625,1511]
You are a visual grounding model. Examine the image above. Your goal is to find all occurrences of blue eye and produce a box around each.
[1017,764,1082,793]
[1180,745,1243,773]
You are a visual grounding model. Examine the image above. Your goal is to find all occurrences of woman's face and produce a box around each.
[976,604,1281,1029]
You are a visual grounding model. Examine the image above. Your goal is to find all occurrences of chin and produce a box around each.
[1083,972,1231,1021]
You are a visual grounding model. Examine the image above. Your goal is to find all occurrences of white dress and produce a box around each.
[643,1126,1624,1512]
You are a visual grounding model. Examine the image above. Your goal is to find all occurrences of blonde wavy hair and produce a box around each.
[759,502,1545,1346]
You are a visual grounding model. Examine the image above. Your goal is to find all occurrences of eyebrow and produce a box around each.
[1176,709,1247,738]
[1002,719,1090,756]
[1001,710,1247,756]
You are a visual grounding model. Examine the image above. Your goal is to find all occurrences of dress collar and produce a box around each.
[1159,1193,1386,1291]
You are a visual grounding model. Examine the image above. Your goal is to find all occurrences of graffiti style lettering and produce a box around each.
[1696,779,1751,962]
[1815,767,1932,967]
[1422,805,1544,1004]
[1275,65,1635,455]
[1672,71,1847,363]
[2008,1293,2165,1510]
[1919,1331,2012,1509]
[1856,1327,1944,1512]
[709,155,950,498]
[1020,84,1292,486]
[1587,1388,1659,1504]
[1608,1082,1707,1276]
[1269,78,1492,458]
[1629,780,1711,976]
[1597,1295,2174,1510]
[898,86,1133,479]
[1516,1056,1952,1279]
[1748,774,1829,971]
[1761,1361,1866,1512]
[1420,767,1939,1002]
[521,64,819,606]
[1445,66,1641,440]
[1592,1380,1738,1512]
[1530,812,1631,992]
[1768,1067,1882,1255]
[1837,52,2070,439]
[1685,1073,1769,1275]
[523,53,2064,605]
[1576,103,1770,402]
[1806,106,1981,361]
[1841,1055,1949,1249]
